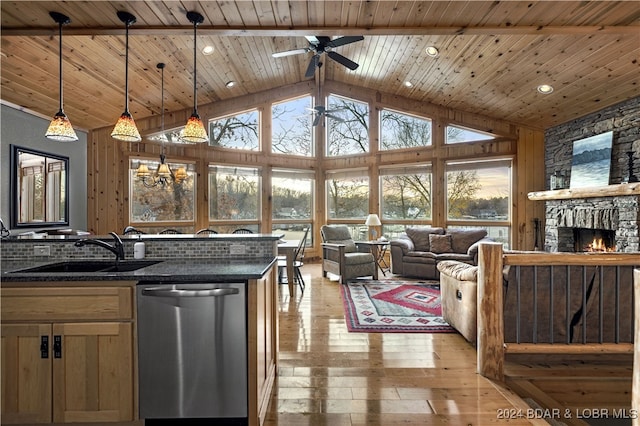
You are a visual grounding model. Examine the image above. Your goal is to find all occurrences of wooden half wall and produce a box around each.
[86,80,545,253]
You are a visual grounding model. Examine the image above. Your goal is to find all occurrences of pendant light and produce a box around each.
[137,63,187,187]
[180,11,209,143]
[45,12,78,142]
[111,11,141,142]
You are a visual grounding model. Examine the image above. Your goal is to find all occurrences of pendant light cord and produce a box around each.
[192,20,198,115]
[57,21,64,113]
[160,63,165,156]
[124,21,130,114]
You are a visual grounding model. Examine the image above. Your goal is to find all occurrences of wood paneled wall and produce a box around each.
[87,80,545,255]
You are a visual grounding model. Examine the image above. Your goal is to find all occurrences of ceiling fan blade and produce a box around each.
[327,35,364,48]
[313,114,322,127]
[305,55,319,78]
[314,105,326,114]
[327,51,359,70]
[324,113,345,122]
[272,48,309,58]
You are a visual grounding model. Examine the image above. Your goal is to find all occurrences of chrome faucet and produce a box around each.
[75,232,125,262]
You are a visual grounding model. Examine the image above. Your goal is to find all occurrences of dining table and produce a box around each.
[277,239,300,295]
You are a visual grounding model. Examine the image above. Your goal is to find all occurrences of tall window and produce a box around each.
[208,165,260,221]
[272,168,314,241]
[326,94,369,156]
[446,124,495,144]
[380,109,432,150]
[446,158,512,246]
[326,169,369,220]
[272,96,313,156]
[209,109,259,150]
[129,158,195,223]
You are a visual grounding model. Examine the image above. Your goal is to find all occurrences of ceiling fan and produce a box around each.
[304,62,347,127]
[272,35,364,78]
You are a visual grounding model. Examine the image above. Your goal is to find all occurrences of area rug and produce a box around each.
[340,279,456,333]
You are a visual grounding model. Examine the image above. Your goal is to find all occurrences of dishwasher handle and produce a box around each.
[141,287,240,298]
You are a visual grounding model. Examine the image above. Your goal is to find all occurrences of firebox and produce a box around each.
[573,228,616,252]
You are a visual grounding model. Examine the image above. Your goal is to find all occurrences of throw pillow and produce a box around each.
[405,227,444,251]
[429,234,453,254]
[447,229,488,253]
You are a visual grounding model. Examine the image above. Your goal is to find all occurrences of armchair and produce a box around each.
[320,225,377,284]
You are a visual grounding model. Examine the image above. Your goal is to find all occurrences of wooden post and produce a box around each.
[633,268,640,426]
[477,242,505,381]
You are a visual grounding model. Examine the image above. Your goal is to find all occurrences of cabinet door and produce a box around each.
[52,322,133,423]
[1,323,52,424]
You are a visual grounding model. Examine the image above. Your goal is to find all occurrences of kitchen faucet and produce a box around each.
[75,232,125,262]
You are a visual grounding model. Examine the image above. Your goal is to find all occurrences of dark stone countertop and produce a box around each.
[1,257,277,283]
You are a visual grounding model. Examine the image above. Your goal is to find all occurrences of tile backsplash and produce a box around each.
[1,236,276,261]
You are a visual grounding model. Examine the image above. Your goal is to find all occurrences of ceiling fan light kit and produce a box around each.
[111,11,142,142]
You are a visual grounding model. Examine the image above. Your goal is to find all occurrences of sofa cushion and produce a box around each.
[405,227,444,251]
[434,253,474,263]
[429,234,453,253]
[446,229,488,253]
[343,252,375,265]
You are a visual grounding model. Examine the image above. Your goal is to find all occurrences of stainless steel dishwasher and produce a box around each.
[137,282,247,424]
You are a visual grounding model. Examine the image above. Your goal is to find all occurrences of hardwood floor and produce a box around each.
[264,263,542,425]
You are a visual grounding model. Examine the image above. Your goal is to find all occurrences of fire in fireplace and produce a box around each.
[573,228,616,252]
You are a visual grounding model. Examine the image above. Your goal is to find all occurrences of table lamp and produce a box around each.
[365,214,382,240]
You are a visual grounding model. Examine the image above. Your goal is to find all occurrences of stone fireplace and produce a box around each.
[529,184,640,253]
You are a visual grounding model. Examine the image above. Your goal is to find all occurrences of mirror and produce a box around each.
[10,145,69,228]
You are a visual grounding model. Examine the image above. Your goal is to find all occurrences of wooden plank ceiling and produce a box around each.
[1,1,639,132]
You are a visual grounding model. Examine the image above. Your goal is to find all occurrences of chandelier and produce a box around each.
[136,63,188,188]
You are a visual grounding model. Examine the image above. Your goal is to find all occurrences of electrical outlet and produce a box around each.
[229,244,246,255]
[34,245,51,256]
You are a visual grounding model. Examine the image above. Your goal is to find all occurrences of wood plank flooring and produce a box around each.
[264,263,545,425]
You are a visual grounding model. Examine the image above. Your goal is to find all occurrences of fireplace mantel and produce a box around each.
[528,183,640,201]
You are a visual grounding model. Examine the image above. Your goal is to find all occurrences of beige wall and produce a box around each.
[87,80,545,256]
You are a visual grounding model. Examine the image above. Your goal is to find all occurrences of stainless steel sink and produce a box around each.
[11,260,161,273]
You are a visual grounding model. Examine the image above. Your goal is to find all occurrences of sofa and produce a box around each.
[436,258,635,345]
[390,227,492,280]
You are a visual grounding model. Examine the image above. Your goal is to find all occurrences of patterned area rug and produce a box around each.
[340,279,456,333]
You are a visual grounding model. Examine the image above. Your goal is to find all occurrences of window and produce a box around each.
[208,165,260,221]
[326,169,369,220]
[380,164,432,220]
[148,126,192,144]
[272,168,314,241]
[380,109,432,150]
[272,96,313,156]
[209,109,259,150]
[446,159,511,221]
[129,158,195,223]
[446,124,495,144]
[326,94,369,156]
[446,159,512,246]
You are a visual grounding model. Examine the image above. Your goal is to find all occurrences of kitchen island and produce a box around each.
[2,235,280,426]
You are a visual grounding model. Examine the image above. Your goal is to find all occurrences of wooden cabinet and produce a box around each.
[1,283,135,424]
[248,265,278,426]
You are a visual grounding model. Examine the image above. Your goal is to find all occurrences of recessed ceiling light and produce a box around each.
[202,45,214,55]
[425,46,439,57]
[537,84,554,94]
[225,81,236,88]
[404,81,413,88]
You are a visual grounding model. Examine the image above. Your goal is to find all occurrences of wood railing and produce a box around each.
[475,243,639,424]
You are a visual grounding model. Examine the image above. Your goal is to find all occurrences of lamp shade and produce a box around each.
[180,113,209,143]
[46,111,78,141]
[111,111,141,142]
[136,163,151,178]
[365,214,381,226]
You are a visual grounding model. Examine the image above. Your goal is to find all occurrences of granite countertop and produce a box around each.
[1,257,277,283]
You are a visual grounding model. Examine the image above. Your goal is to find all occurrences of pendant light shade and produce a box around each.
[111,11,141,142]
[45,12,78,142]
[180,11,209,143]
